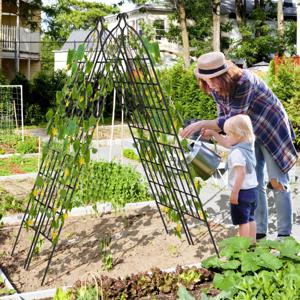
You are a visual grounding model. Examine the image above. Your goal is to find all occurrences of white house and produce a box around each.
[54,3,181,71]
[54,0,298,71]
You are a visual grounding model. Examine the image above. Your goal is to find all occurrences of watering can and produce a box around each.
[183,135,221,181]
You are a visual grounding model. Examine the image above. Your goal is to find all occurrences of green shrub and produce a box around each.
[159,61,217,122]
[15,136,38,154]
[123,148,140,161]
[25,103,44,125]
[0,133,38,154]
[0,69,7,84]
[267,60,300,149]
[31,70,66,113]
[73,161,151,208]
[0,187,24,222]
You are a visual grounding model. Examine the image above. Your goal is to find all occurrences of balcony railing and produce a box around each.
[0,25,40,54]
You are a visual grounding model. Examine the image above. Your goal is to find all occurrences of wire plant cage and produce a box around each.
[0,85,24,139]
[12,14,219,285]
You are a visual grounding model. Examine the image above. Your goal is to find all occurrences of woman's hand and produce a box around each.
[180,120,203,138]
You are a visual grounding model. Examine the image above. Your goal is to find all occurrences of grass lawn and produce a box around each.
[0,155,38,176]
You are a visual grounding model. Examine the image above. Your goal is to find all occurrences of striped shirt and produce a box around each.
[212,69,298,173]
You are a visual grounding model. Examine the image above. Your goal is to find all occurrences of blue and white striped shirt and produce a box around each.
[213,69,298,173]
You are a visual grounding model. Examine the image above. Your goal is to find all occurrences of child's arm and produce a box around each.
[230,166,246,205]
[202,129,232,148]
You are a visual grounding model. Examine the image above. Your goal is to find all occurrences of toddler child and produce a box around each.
[203,114,258,242]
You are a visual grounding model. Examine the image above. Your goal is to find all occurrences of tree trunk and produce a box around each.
[212,0,220,51]
[177,0,190,68]
[235,0,246,27]
[277,0,284,37]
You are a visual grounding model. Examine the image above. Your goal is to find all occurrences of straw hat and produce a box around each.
[194,51,229,79]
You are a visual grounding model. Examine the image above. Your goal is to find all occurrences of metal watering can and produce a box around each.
[183,135,221,181]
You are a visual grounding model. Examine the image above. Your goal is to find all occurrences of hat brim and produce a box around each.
[194,65,229,79]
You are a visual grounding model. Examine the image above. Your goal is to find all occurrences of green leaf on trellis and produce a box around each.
[89,115,97,127]
[67,48,75,67]
[46,109,54,121]
[86,60,93,74]
[67,120,77,136]
[59,189,67,199]
[36,175,44,188]
[76,44,85,61]
[73,140,80,153]
[86,83,93,98]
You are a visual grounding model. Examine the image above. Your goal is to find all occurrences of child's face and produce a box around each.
[224,129,243,146]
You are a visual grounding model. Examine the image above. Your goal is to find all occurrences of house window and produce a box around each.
[283,1,294,8]
[153,19,165,40]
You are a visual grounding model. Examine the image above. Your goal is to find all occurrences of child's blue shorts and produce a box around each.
[230,187,258,225]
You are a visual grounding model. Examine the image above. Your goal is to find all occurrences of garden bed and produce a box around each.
[0,155,38,176]
[0,206,235,293]
[0,133,39,155]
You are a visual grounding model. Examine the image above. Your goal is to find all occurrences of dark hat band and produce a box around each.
[198,64,227,75]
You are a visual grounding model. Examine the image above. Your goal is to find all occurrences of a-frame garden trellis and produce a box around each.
[12,14,219,285]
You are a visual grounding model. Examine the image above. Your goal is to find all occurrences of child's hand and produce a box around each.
[201,128,216,139]
[230,191,239,205]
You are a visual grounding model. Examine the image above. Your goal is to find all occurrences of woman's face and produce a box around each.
[203,78,220,93]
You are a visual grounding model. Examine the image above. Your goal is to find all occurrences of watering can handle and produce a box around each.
[195,133,203,143]
[195,133,218,152]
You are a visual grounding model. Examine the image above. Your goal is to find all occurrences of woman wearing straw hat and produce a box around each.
[181,51,298,240]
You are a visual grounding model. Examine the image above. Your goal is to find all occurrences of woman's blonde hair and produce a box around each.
[224,114,255,142]
[198,61,243,97]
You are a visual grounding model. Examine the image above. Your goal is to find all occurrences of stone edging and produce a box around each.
[0,268,20,300]
[0,173,37,181]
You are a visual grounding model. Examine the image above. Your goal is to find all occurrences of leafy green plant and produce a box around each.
[0,133,38,154]
[53,287,71,300]
[73,161,151,209]
[122,148,140,161]
[0,155,38,176]
[201,236,300,299]
[76,286,98,300]
[33,238,45,255]
[15,136,38,154]
[66,266,214,299]
[99,236,113,271]
[0,186,24,223]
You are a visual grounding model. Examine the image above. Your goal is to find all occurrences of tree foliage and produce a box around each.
[42,0,119,42]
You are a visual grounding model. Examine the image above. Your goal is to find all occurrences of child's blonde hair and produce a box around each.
[224,114,255,142]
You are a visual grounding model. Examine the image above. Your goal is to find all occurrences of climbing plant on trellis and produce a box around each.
[12,14,218,285]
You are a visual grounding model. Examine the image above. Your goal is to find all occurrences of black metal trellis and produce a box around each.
[12,14,219,285]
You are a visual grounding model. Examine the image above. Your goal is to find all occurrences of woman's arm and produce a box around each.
[180,119,221,138]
